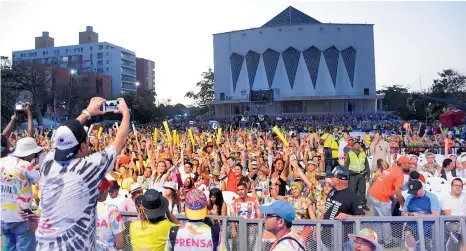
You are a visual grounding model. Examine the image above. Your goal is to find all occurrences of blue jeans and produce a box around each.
[368,195,393,244]
[1,221,36,251]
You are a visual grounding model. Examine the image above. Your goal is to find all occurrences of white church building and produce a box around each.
[213,6,383,116]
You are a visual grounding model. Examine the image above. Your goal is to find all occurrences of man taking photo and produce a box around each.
[36,97,130,251]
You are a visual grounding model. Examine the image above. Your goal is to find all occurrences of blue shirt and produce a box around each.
[403,191,440,214]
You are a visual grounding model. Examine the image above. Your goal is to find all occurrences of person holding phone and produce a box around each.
[0,137,42,251]
[36,97,131,251]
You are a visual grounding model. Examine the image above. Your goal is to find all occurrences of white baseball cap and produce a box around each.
[12,137,42,157]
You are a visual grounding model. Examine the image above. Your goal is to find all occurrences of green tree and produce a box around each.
[377,84,411,118]
[185,68,214,109]
[122,85,159,123]
[430,69,466,100]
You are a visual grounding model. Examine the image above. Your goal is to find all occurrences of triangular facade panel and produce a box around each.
[262,49,280,89]
[303,46,321,89]
[341,47,357,87]
[245,51,260,89]
[323,46,339,87]
[262,6,320,27]
[281,47,301,89]
[230,53,244,92]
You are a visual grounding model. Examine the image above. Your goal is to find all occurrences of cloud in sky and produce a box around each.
[1,0,465,105]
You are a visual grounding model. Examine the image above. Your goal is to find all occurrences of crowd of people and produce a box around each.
[2,98,466,251]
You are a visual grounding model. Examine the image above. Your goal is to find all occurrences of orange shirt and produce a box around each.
[368,166,404,202]
[226,169,240,193]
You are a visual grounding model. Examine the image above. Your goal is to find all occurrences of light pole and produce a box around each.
[67,69,76,118]
[135,81,140,95]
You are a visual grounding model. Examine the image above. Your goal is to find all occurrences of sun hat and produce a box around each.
[130,183,143,194]
[12,137,42,157]
[259,200,295,222]
[53,120,87,161]
[162,181,178,191]
[140,189,169,219]
[184,189,208,220]
[348,228,383,251]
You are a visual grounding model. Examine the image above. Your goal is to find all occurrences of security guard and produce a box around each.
[344,141,370,211]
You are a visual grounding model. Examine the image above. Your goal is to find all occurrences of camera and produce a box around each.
[15,102,27,112]
[102,100,120,113]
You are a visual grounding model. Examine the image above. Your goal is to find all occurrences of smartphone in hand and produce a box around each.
[22,208,34,215]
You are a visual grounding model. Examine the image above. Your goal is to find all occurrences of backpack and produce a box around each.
[169,219,220,251]
[274,236,305,251]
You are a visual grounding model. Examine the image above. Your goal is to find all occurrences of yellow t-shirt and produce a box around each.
[130,219,177,251]
[322,133,334,148]
[364,134,372,146]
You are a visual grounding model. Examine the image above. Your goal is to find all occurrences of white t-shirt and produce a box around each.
[440,193,466,216]
[96,201,125,251]
[0,155,40,222]
[164,221,225,251]
[36,145,116,251]
[105,194,126,210]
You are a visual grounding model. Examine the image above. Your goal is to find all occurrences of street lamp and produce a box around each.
[135,81,140,94]
[67,69,77,117]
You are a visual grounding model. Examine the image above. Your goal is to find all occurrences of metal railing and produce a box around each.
[119,213,466,251]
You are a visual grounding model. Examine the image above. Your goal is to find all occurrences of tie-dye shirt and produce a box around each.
[96,201,125,251]
[269,231,305,251]
[36,145,116,251]
[0,155,39,223]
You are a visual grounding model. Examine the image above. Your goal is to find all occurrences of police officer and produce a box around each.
[344,141,370,211]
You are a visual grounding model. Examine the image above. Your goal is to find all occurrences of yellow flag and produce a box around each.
[163,121,172,142]
[272,126,289,147]
[188,128,195,146]
[153,128,159,143]
[216,128,222,145]
[97,127,103,139]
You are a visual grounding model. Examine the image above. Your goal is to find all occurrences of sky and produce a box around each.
[1,0,466,105]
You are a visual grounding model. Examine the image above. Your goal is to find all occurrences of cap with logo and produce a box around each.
[54,120,87,161]
[330,166,349,180]
[407,180,423,195]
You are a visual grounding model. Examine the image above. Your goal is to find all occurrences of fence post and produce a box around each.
[316,222,321,251]
[461,218,466,247]
[355,219,361,234]
[436,217,444,251]
[256,220,263,251]
[335,221,342,251]
[437,217,445,250]
[222,217,227,250]
[417,219,426,251]
[239,218,247,251]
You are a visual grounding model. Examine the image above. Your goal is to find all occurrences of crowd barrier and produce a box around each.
[119,213,466,251]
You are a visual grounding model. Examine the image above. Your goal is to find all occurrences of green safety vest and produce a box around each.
[348,151,366,173]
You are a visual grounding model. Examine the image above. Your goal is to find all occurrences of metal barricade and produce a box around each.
[119,213,465,251]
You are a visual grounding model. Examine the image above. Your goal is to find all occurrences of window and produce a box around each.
[106,67,109,72]
[220,93,225,100]
[90,46,93,51]
[106,60,109,64]
[364,88,369,95]
[97,52,103,59]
